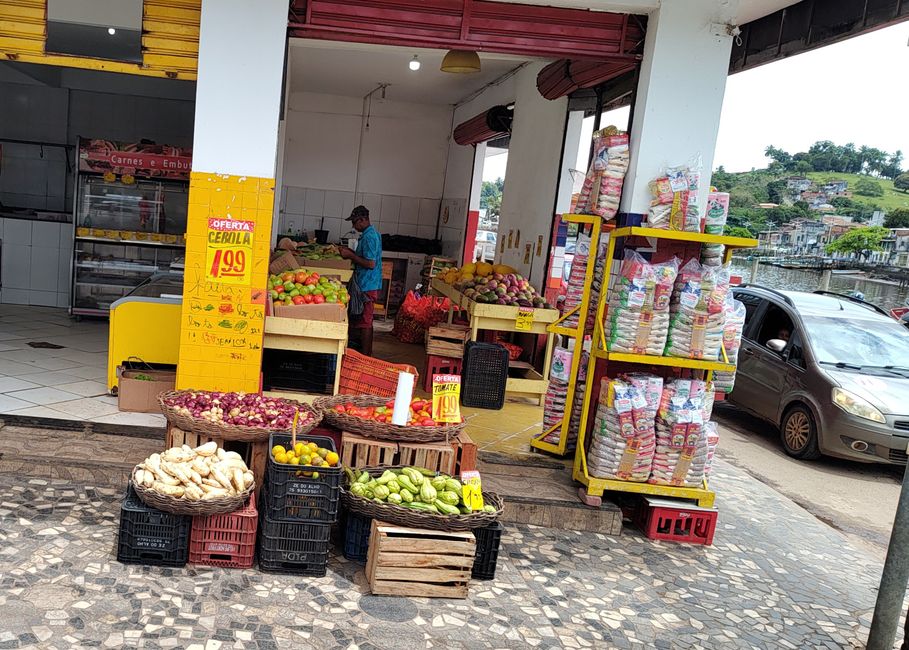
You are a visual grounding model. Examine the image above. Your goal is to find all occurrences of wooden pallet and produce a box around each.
[165,424,268,497]
[366,520,475,598]
[340,432,398,469]
[451,430,477,476]
[398,439,456,475]
[425,324,470,357]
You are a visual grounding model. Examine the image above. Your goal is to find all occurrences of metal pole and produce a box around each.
[819,269,831,291]
[868,465,909,649]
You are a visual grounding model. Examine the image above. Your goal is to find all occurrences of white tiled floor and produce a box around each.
[0,305,165,428]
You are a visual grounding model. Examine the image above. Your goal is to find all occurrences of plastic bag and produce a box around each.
[664,259,730,360]
[714,296,746,393]
[649,379,711,487]
[606,251,679,356]
[588,378,656,482]
[576,128,630,220]
[646,156,703,232]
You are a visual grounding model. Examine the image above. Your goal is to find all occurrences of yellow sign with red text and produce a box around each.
[431,374,461,423]
[205,218,254,286]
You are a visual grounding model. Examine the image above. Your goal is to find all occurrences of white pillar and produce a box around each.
[177,0,287,392]
[621,0,740,217]
[469,142,486,213]
[556,110,585,214]
[498,62,568,287]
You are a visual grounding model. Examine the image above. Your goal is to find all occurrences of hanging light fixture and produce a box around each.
[409,55,421,71]
[441,49,481,74]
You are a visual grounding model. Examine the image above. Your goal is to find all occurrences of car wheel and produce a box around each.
[780,405,821,460]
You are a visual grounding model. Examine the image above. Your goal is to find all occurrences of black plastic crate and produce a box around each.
[262,349,337,394]
[461,341,509,410]
[472,521,504,580]
[265,433,342,523]
[341,510,372,562]
[257,510,331,576]
[117,483,191,567]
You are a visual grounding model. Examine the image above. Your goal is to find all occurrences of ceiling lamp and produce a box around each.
[441,49,481,74]
[409,55,421,71]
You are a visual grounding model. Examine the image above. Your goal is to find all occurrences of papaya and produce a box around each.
[461,262,477,275]
[493,263,516,275]
[475,261,493,276]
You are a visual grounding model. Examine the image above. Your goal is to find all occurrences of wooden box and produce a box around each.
[426,324,470,357]
[366,520,475,598]
[451,430,477,476]
[166,424,267,498]
[341,432,398,468]
[398,440,455,475]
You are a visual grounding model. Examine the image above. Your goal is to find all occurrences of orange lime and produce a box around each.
[271,445,286,456]
[325,451,339,467]
[294,442,306,456]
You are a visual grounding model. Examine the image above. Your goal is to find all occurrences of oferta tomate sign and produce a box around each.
[78,138,192,180]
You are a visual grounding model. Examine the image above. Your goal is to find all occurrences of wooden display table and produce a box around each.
[262,313,348,398]
[431,278,558,404]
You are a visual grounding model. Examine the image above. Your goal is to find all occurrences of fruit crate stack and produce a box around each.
[421,256,457,288]
[117,483,191,567]
[258,433,342,575]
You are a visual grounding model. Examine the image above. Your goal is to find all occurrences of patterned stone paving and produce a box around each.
[0,459,897,649]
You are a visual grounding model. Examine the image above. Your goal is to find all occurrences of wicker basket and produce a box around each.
[157,391,322,442]
[341,466,503,532]
[131,468,255,516]
[313,394,464,444]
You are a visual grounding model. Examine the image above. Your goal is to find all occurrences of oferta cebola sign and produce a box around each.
[206,218,254,286]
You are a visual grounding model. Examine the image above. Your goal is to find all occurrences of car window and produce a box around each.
[734,292,764,331]
[787,330,807,369]
[757,304,795,346]
[801,314,909,368]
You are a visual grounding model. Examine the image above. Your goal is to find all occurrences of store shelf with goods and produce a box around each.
[530,213,607,456]
[431,277,559,403]
[609,226,757,250]
[590,348,736,373]
[75,235,185,249]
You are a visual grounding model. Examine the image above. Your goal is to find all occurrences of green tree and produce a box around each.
[854,178,884,197]
[825,226,888,259]
[766,179,788,204]
[764,145,791,168]
[793,160,813,174]
[729,186,757,208]
[885,208,909,229]
[895,173,909,193]
[793,200,810,214]
[724,225,754,238]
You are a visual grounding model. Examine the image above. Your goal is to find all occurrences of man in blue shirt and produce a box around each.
[340,205,382,355]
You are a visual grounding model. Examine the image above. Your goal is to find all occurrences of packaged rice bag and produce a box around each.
[713,296,746,393]
[606,251,679,356]
[588,378,655,482]
[649,380,710,487]
[664,259,730,360]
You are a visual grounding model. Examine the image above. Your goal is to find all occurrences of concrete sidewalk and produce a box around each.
[0,450,897,649]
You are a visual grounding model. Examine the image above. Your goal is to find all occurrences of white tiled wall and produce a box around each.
[0,219,72,308]
[278,187,467,249]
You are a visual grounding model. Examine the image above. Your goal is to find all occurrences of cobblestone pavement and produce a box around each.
[0,458,896,649]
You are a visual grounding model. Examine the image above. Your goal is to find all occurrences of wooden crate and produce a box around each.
[425,324,470,357]
[398,440,456,475]
[165,424,268,498]
[366,520,475,598]
[341,432,398,469]
[450,431,477,476]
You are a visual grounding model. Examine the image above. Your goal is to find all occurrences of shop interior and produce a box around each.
[0,36,630,456]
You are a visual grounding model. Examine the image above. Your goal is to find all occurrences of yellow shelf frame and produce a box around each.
[530,214,607,455]
[571,222,756,503]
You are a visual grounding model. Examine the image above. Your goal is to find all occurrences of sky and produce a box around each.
[484,21,909,181]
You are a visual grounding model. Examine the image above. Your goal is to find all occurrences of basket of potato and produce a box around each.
[132,441,255,515]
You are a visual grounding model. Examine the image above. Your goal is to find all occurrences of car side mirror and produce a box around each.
[766,339,787,353]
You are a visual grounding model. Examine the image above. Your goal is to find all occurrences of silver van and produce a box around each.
[729,286,909,465]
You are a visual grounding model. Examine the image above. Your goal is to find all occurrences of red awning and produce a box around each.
[536,59,637,100]
[453,105,513,146]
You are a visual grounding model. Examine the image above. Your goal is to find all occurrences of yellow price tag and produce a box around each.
[460,470,485,511]
[515,307,534,331]
[432,374,462,423]
[206,218,254,286]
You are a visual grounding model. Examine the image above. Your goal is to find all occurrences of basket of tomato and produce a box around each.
[313,395,465,443]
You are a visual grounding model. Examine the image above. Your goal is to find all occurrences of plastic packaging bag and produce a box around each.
[606,251,679,355]
[714,297,746,393]
[588,378,656,482]
[664,259,730,360]
[704,191,730,234]
[576,128,630,220]
[650,379,711,487]
[646,157,703,232]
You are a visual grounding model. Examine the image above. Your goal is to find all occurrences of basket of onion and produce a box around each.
[158,390,321,442]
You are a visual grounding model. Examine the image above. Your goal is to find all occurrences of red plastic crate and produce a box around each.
[635,497,717,546]
[339,348,420,398]
[189,496,257,568]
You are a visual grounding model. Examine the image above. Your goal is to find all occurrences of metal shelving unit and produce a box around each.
[569,225,757,507]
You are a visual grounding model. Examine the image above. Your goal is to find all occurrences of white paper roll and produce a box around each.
[391,371,415,426]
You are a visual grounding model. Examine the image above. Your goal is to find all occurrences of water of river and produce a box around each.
[729,259,909,311]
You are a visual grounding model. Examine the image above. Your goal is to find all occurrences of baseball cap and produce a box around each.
[347,205,369,221]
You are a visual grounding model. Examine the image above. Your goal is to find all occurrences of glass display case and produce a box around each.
[71,139,191,316]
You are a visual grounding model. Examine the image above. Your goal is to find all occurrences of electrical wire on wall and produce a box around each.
[353,83,389,199]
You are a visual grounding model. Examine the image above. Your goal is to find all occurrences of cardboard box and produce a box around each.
[269,250,352,275]
[272,302,347,322]
[118,368,176,413]
[296,257,351,271]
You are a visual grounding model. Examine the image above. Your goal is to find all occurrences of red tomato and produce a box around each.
[294,272,308,284]
[385,400,395,409]
[304,276,318,286]
[313,294,326,304]
[421,418,436,426]
[303,294,314,304]
[335,405,346,413]
[292,295,305,305]
[274,285,285,294]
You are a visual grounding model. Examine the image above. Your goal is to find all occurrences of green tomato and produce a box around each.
[313,288,323,296]
[288,289,300,297]
[268,290,278,300]
[283,281,294,291]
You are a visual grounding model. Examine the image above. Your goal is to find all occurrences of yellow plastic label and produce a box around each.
[432,374,462,423]
[460,470,485,511]
[516,308,535,331]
